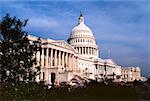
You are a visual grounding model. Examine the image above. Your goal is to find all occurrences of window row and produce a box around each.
[70,38,95,44]
[72,30,91,37]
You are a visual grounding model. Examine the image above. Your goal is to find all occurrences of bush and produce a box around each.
[0,81,140,100]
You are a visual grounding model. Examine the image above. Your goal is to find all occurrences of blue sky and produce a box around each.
[0,0,149,76]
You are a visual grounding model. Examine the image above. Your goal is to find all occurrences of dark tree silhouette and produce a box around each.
[0,14,41,85]
[146,78,150,84]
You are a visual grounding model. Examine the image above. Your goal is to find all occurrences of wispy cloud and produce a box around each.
[26,16,59,29]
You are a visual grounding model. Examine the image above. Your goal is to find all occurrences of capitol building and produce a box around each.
[28,13,141,84]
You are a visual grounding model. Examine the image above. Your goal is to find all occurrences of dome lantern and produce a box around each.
[79,12,84,24]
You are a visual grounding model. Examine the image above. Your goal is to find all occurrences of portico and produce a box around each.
[35,41,77,84]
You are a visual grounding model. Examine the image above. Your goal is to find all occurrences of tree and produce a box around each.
[0,14,41,85]
[146,78,150,84]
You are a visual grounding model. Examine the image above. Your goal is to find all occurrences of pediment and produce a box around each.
[51,40,75,52]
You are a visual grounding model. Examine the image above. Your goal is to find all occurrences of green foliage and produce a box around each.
[0,82,141,100]
[0,14,41,85]
[147,78,150,84]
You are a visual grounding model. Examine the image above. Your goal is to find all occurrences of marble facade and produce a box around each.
[28,13,141,84]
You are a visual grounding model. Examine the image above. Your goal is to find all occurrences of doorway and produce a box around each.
[51,73,56,86]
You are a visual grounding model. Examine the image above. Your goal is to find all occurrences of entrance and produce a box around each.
[51,73,56,86]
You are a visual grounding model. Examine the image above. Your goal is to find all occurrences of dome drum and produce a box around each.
[68,37,96,45]
[74,46,99,57]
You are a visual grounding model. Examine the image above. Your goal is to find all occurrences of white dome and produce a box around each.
[67,13,99,58]
[71,23,93,37]
[69,13,94,39]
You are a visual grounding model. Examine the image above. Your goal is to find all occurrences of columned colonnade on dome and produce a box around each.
[74,47,98,56]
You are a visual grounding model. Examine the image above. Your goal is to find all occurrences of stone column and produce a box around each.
[65,53,68,69]
[41,48,44,66]
[69,54,72,70]
[70,54,73,70]
[45,68,48,83]
[79,47,80,54]
[96,49,97,56]
[49,49,51,66]
[54,50,57,66]
[93,48,95,55]
[62,52,64,68]
[68,54,70,70]
[83,47,84,54]
[89,48,91,55]
[93,48,95,56]
[88,47,90,55]
[79,47,81,54]
[70,54,72,70]
[86,47,87,54]
[50,48,53,66]
[90,48,92,55]
[46,48,49,67]
[58,51,61,66]
[72,55,74,70]
[36,50,40,66]
[67,53,69,68]
[69,54,71,70]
